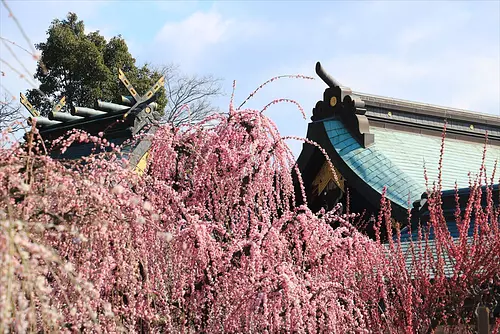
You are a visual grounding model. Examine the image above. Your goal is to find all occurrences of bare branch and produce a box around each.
[153,64,224,126]
[0,94,25,131]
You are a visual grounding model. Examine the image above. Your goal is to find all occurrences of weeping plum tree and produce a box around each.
[0,76,499,333]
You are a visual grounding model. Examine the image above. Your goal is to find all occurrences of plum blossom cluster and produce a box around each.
[0,76,499,333]
[0,127,166,332]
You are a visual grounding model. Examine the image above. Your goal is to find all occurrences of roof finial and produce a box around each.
[315,62,342,88]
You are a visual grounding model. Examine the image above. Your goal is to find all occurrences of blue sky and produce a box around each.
[1,0,499,156]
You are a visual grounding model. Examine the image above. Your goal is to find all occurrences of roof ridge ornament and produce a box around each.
[20,92,40,117]
[312,62,374,148]
[315,61,342,88]
[118,68,165,119]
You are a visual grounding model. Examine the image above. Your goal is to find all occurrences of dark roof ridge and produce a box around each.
[354,91,500,127]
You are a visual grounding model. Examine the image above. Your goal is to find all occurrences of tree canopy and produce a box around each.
[26,12,167,115]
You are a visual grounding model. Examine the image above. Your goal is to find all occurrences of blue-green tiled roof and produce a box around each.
[398,221,474,243]
[388,238,458,279]
[391,185,498,278]
[323,119,500,211]
[324,119,426,209]
[394,213,475,279]
[370,127,500,190]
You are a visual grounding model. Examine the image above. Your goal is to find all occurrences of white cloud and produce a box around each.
[156,12,232,55]
[154,11,268,69]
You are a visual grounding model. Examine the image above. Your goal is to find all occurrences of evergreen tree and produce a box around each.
[26,12,167,116]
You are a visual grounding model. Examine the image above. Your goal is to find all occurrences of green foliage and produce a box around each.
[26,12,167,116]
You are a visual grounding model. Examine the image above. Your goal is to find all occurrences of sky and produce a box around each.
[1,0,499,156]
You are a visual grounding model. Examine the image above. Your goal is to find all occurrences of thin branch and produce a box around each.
[153,64,223,126]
